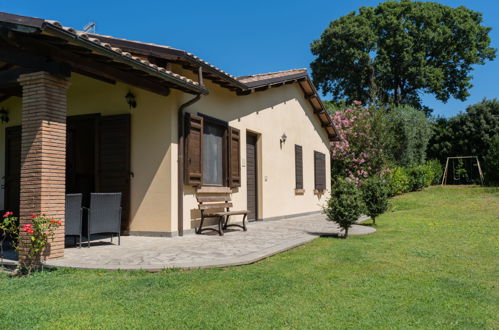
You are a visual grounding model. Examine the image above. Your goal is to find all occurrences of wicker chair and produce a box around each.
[65,193,83,248]
[87,193,122,247]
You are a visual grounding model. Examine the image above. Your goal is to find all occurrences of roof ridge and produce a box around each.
[87,32,182,52]
[237,68,307,79]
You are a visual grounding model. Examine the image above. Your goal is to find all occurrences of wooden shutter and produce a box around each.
[228,127,241,187]
[295,145,303,189]
[97,114,131,232]
[314,151,326,191]
[184,112,203,186]
[4,126,21,216]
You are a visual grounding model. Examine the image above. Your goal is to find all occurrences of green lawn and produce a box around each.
[1,186,498,329]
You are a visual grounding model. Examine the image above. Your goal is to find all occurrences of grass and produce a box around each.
[1,186,498,329]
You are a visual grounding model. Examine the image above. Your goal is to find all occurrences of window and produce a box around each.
[314,151,326,191]
[184,112,241,188]
[202,121,225,186]
[295,145,303,190]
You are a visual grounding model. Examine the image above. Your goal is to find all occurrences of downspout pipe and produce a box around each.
[177,67,204,236]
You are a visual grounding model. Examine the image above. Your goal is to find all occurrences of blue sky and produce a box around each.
[2,0,498,117]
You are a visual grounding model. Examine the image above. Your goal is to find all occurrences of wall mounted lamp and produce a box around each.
[125,91,137,109]
[280,133,287,148]
[0,108,9,124]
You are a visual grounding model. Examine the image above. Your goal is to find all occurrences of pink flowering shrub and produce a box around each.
[330,102,392,184]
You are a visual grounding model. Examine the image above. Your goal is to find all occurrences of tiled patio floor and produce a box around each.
[5,213,376,271]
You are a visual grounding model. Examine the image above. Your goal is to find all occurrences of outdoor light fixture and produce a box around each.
[280,133,287,148]
[0,108,9,124]
[125,91,137,109]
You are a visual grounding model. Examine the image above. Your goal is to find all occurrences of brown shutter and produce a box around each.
[314,151,326,191]
[228,126,241,187]
[295,145,303,189]
[4,126,21,217]
[184,112,203,186]
[97,114,131,232]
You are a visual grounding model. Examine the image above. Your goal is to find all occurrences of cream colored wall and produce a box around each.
[0,70,331,234]
[177,77,331,231]
[0,73,177,233]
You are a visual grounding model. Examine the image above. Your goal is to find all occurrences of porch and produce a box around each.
[0,12,209,259]
[41,213,373,270]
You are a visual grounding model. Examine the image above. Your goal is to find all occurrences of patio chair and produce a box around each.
[87,193,122,247]
[65,193,83,248]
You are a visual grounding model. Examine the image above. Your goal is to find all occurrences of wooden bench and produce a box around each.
[196,187,248,236]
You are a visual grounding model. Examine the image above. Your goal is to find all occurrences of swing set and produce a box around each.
[441,156,484,186]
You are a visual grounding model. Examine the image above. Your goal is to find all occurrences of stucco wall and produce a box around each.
[0,71,331,235]
[176,77,331,232]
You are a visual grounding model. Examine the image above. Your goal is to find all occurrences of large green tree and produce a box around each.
[310,0,496,109]
[428,99,499,163]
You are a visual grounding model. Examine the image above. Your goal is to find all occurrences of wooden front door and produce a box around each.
[4,126,21,216]
[246,132,258,220]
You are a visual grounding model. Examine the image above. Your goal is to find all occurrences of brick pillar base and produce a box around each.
[18,72,69,260]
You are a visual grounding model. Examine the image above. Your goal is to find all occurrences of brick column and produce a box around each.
[18,72,69,260]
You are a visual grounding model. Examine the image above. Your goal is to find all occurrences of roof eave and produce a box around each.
[41,24,208,95]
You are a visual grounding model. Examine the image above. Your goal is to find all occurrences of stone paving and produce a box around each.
[29,213,375,271]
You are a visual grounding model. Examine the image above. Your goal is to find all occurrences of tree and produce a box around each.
[389,105,433,167]
[427,99,499,163]
[362,176,390,225]
[484,136,499,186]
[324,178,365,238]
[327,101,394,184]
[311,1,496,110]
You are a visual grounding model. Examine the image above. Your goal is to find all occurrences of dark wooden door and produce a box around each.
[67,115,98,208]
[97,114,131,232]
[246,132,258,220]
[4,126,21,216]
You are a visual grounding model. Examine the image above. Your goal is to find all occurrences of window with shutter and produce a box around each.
[295,145,303,190]
[314,151,326,191]
[184,113,203,186]
[228,127,241,187]
[184,112,241,188]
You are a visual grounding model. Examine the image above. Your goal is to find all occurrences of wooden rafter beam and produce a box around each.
[11,34,172,96]
[0,46,70,77]
[0,67,39,84]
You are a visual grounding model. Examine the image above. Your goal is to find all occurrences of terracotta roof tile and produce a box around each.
[41,20,203,90]
[237,69,307,84]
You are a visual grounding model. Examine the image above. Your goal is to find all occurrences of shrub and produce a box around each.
[1,212,61,276]
[484,136,499,186]
[362,176,390,225]
[388,167,410,195]
[324,178,365,238]
[407,165,427,191]
[426,159,443,185]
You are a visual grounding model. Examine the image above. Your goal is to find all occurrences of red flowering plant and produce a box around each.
[1,212,61,275]
[329,101,393,185]
[0,211,18,266]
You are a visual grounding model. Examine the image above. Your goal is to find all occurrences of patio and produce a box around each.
[34,213,375,271]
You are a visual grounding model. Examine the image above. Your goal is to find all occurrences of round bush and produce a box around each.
[324,178,365,238]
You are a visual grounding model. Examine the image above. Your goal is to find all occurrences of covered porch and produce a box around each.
[0,12,207,259]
